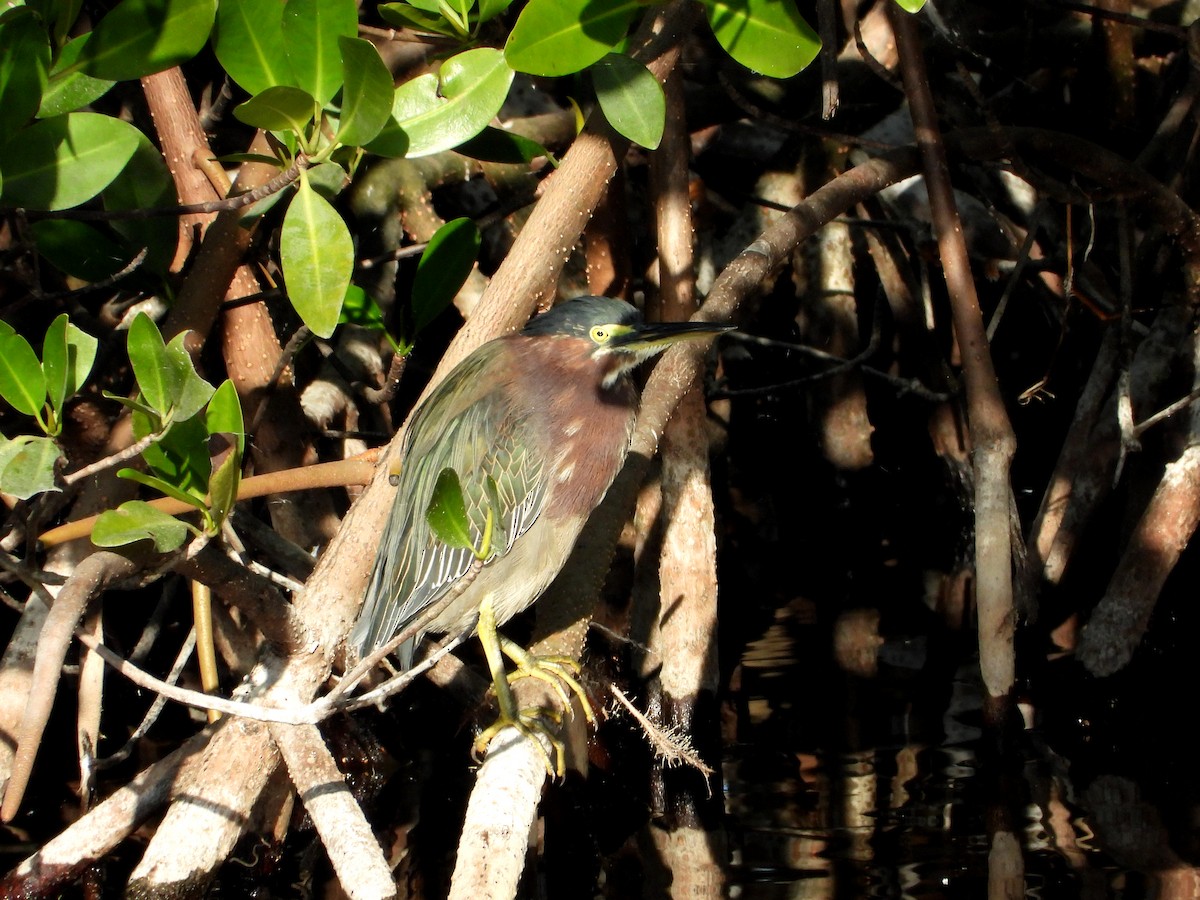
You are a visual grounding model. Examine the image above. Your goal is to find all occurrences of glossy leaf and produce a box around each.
[204,379,245,457]
[0,333,48,418]
[476,0,514,25]
[164,332,216,422]
[205,433,240,532]
[280,174,354,338]
[340,284,387,330]
[411,217,479,336]
[438,0,469,31]
[30,220,132,282]
[281,0,358,106]
[336,36,394,147]
[134,410,211,498]
[892,0,927,9]
[377,3,460,38]
[102,130,178,276]
[701,0,820,78]
[92,500,190,552]
[0,8,51,142]
[0,112,140,210]
[0,435,62,499]
[426,467,474,551]
[305,161,350,201]
[212,0,293,95]
[592,53,664,149]
[41,314,97,414]
[103,390,164,426]
[37,35,115,118]
[505,0,639,77]
[370,47,514,158]
[233,85,317,134]
[77,0,217,82]
[127,312,177,416]
[117,467,207,511]
[456,126,554,165]
[28,0,83,45]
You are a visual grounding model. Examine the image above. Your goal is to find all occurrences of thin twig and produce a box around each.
[15,156,307,222]
[95,629,197,770]
[62,427,164,486]
[31,248,148,302]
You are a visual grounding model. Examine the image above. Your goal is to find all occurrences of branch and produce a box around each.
[892,6,1017,724]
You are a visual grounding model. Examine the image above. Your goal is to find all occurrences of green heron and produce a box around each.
[350,295,731,767]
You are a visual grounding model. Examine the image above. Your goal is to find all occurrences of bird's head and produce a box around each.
[523,296,734,388]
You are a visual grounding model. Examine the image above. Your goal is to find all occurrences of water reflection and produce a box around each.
[720,605,1200,899]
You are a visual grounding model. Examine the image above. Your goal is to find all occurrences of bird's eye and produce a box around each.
[590,326,609,343]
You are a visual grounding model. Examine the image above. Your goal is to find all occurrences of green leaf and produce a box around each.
[204,379,247,531]
[411,217,479,336]
[0,333,48,418]
[455,125,553,165]
[211,0,294,95]
[104,390,164,426]
[476,0,514,25]
[92,500,190,552]
[233,85,318,134]
[369,47,514,158]
[339,284,387,329]
[504,0,639,77]
[437,0,469,33]
[117,467,207,511]
[127,312,178,417]
[204,379,245,457]
[29,220,132,282]
[134,410,211,498]
[28,0,83,45]
[77,0,217,82]
[101,129,178,276]
[41,314,96,414]
[426,467,474,551]
[0,112,140,210]
[37,33,115,118]
[892,0,927,10]
[336,35,394,147]
[377,3,460,37]
[701,0,821,78]
[0,8,52,142]
[281,0,358,106]
[592,53,664,149]
[305,160,350,201]
[205,432,240,532]
[62,320,98,400]
[0,435,62,499]
[164,332,215,422]
[280,173,354,338]
[41,315,70,417]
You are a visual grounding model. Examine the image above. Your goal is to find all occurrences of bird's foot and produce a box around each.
[471,598,588,777]
[499,636,596,724]
[472,705,565,776]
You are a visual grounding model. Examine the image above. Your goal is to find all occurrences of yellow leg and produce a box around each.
[497,635,595,723]
[472,597,565,776]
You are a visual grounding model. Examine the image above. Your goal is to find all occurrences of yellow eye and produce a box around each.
[590,325,609,343]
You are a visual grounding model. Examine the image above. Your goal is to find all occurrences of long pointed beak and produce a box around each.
[611,320,735,352]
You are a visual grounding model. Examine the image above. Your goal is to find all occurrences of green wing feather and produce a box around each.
[351,342,547,662]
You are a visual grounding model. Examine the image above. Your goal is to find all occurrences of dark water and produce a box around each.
[719,599,1200,900]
